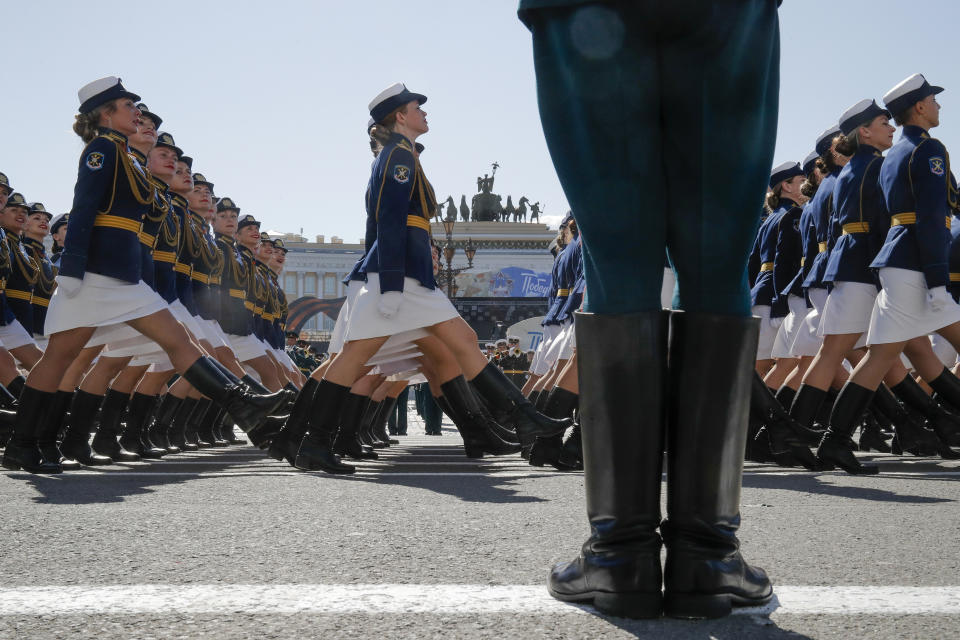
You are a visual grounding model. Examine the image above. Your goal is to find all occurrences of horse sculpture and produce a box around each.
[443,195,457,221]
[516,196,529,223]
[503,196,516,223]
[459,195,470,222]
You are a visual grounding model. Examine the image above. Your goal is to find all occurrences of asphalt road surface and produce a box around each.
[1,403,959,639]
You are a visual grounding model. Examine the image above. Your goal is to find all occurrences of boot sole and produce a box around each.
[664,589,773,619]
[548,585,662,619]
[1,459,63,474]
[293,459,356,474]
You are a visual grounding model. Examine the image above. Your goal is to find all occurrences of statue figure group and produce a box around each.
[432,162,543,223]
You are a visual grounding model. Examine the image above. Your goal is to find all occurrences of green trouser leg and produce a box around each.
[527,0,779,315]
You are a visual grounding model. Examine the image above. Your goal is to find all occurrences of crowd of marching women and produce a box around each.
[0,77,576,477]
[749,73,960,475]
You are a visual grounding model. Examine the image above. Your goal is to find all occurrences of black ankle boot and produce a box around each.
[148,394,182,454]
[93,389,140,461]
[268,378,319,464]
[440,376,521,458]
[1,387,63,473]
[788,383,827,429]
[294,380,356,474]
[123,392,166,459]
[892,374,960,451]
[61,390,114,466]
[549,311,666,619]
[530,387,578,468]
[37,390,82,471]
[816,382,880,475]
[662,312,772,619]
[470,363,571,446]
[182,357,282,446]
[332,392,379,460]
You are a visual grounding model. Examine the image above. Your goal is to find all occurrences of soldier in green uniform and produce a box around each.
[520,0,780,619]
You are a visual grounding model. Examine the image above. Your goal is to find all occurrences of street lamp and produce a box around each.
[436,217,476,297]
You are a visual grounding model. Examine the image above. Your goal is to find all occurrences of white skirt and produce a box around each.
[930,333,959,367]
[128,349,173,370]
[867,268,960,345]
[0,319,37,350]
[372,357,422,377]
[328,281,361,355]
[529,324,562,376]
[558,321,577,360]
[771,295,808,359]
[661,267,675,310]
[543,318,574,370]
[45,273,167,337]
[227,332,269,362]
[818,281,877,338]
[752,304,782,360]
[792,288,827,358]
[203,319,232,350]
[343,274,459,342]
[102,333,161,358]
[170,300,205,341]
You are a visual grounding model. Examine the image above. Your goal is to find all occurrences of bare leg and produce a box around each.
[0,348,23,386]
[783,356,813,391]
[802,333,862,391]
[763,356,799,390]
[78,356,133,395]
[425,317,487,378]
[25,327,97,393]
[9,344,43,370]
[324,337,390,387]
[242,355,283,391]
[109,365,151,395]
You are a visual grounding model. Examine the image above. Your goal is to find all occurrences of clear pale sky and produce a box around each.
[1,0,956,240]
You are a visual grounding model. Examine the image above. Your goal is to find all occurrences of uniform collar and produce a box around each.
[128,148,147,164]
[389,131,415,152]
[902,124,930,140]
[857,143,882,158]
[215,232,236,245]
[238,244,254,257]
[21,237,45,253]
[171,193,189,209]
[97,128,128,145]
[779,197,799,209]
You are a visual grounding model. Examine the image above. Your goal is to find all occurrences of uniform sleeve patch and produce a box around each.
[930,156,946,177]
[393,165,410,184]
[85,152,105,170]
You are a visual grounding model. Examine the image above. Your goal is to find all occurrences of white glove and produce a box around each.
[55,275,84,299]
[377,291,403,319]
[928,286,953,312]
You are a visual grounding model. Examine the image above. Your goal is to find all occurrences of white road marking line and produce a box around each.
[0,585,957,616]
[1,471,570,478]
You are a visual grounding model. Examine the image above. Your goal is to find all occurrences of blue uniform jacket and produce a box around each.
[60,130,152,284]
[544,235,579,324]
[216,233,252,336]
[782,202,815,301]
[2,233,37,332]
[192,223,222,321]
[173,196,201,315]
[22,237,54,336]
[871,125,953,288]
[541,251,561,327]
[948,214,960,302]
[823,145,887,287]
[801,169,840,290]
[750,198,801,317]
[349,133,436,292]
[558,235,584,319]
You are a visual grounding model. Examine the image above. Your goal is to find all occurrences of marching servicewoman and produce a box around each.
[817,75,960,474]
[0,192,43,369]
[22,203,55,347]
[1,77,281,475]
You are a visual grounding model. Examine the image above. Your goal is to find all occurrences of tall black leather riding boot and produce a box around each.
[2,387,63,473]
[145,393,183,455]
[268,377,319,464]
[925,367,960,418]
[365,400,391,448]
[871,382,942,457]
[37,390,82,471]
[61,390,114,465]
[123,392,166,459]
[466,382,520,444]
[194,398,228,447]
[529,387,578,468]
[241,372,295,409]
[890,374,960,452]
[357,399,381,448]
[816,382,879,474]
[182,356,281,446]
[752,372,823,447]
[148,394,182,454]
[162,396,191,451]
[548,311,667,619]
[332,392,379,460]
[788,384,828,429]
[470,362,571,446]
[774,386,796,412]
[662,313,772,619]
[6,375,26,399]
[94,389,139,461]
[440,376,521,458]
[294,380,356,474]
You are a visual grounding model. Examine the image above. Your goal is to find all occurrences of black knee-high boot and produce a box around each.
[98,389,142,460]
[194,399,228,447]
[788,383,828,429]
[6,375,26,400]
[871,382,943,457]
[148,394,183,454]
[294,380,356,474]
[890,374,960,454]
[37,391,82,471]
[1,387,63,473]
[332,392,379,460]
[548,311,667,619]
[470,363,571,446]
[268,377,320,464]
[373,397,399,446]
[0,380,19,411]
[662,313,772,619]
[816,382,880,475]
[61,390,114,465]
[357,399,381,448]
[161,395,191,451]
[749,372,820,470]
[440,376,521,458]
[529,387,579,468]
[122,392,167,459]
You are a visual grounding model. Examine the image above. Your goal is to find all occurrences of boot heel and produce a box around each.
[462,443,484,459]
[664,592,732,619]
[593,591,663,619]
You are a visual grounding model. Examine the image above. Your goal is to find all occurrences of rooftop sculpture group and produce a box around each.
[435,163,543,223]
